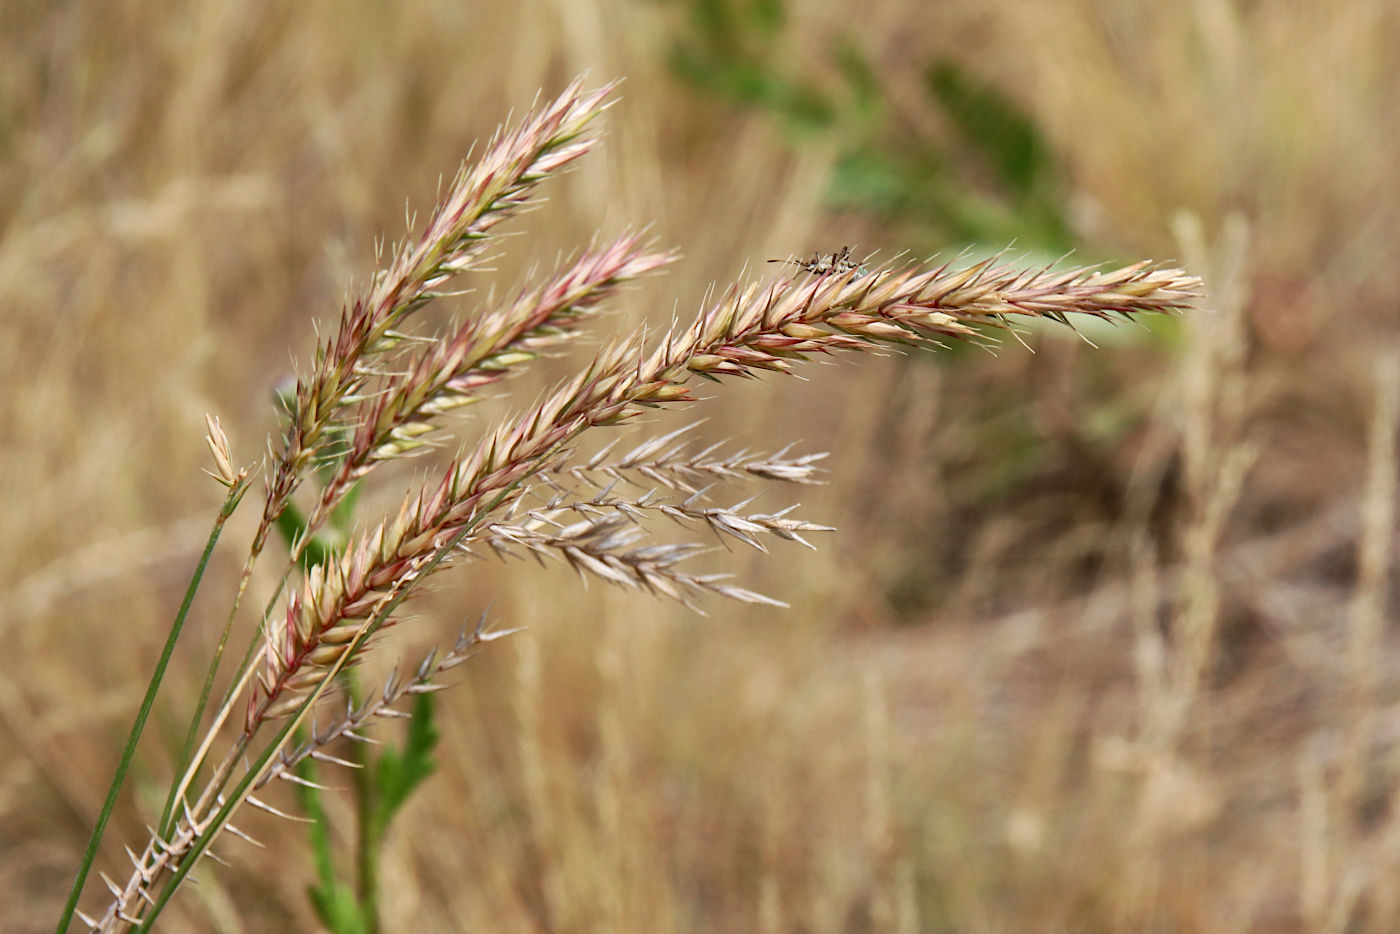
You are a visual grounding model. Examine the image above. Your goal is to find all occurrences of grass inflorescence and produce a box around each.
[57,78,1198,934]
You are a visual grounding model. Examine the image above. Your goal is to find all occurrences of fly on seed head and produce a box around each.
[767,245,870,279]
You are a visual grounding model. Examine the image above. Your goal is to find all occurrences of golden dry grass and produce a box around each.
[4,1,1400,931]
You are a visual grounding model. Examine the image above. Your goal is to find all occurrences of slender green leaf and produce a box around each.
[55,479,249,934]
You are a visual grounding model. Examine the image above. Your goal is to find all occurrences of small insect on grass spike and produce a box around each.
[767,245,870,279]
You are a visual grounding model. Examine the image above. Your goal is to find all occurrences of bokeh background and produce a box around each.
[5,1,1400,931]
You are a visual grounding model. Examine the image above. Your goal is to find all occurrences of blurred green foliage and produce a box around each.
[665,0,1073,252]
[662,0,1180,619]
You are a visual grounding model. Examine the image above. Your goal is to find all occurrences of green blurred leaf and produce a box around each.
[272,501,336,571]
[664,2,1078,249]
[307,881,369,934]
[669,0,833,133]
[835,40,881,122]
[329,480,361,533]
[688,0,784,46]
[751,0,785,35]
[924,59,1057,204]
[372,692,439,827]
[828,146,925,214]
[297,757,372,934]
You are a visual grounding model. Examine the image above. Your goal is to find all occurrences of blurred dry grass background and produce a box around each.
[4,1,1400,931]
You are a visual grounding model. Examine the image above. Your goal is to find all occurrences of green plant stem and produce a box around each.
[55,479,249,934]
[353,719,381,934]
[338,670,382,933]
